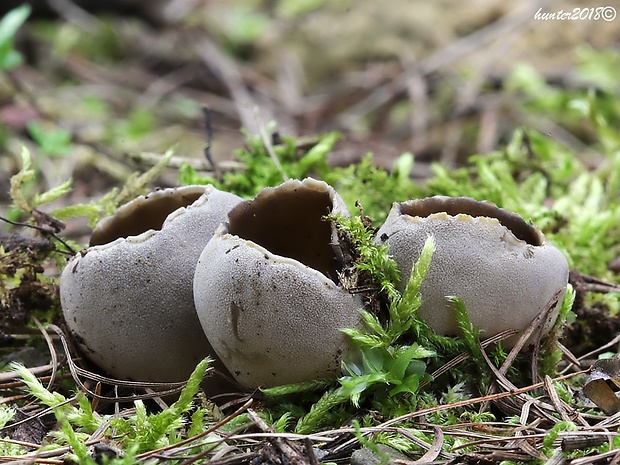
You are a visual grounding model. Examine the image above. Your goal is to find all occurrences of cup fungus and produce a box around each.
[193,178,363,388]
[60,185,242,382]
[375,196,569,345]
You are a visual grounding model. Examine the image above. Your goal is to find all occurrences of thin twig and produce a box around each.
[202,106,216,167]
[0,216,75,255]
[138,398,254,462]
[32,317,59,391]
[379,369,589,428]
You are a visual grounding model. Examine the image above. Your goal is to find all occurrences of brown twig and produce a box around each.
[380,369,589,429]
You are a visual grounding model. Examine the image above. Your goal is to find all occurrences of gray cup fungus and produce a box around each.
[193,178,363,388]
[376,196,569,346]
[60,185,242,382]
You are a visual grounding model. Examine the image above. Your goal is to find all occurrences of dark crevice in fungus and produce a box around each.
[398,196,543,246]
[227,187,339,279]
[90,188,205,246]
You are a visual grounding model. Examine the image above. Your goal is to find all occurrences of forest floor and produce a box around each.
[1,1,620,464]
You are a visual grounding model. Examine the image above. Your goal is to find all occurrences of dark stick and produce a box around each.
[0,215,75,255]
[202,105,215,166]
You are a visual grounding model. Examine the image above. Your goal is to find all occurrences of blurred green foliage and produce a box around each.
[0,4,29,70]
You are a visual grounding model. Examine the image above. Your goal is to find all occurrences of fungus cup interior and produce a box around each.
[90,187,206,246]
[227,186,340,280]
[399,196,544,246]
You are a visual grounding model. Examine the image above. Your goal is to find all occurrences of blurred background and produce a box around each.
[0,0,619,217]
